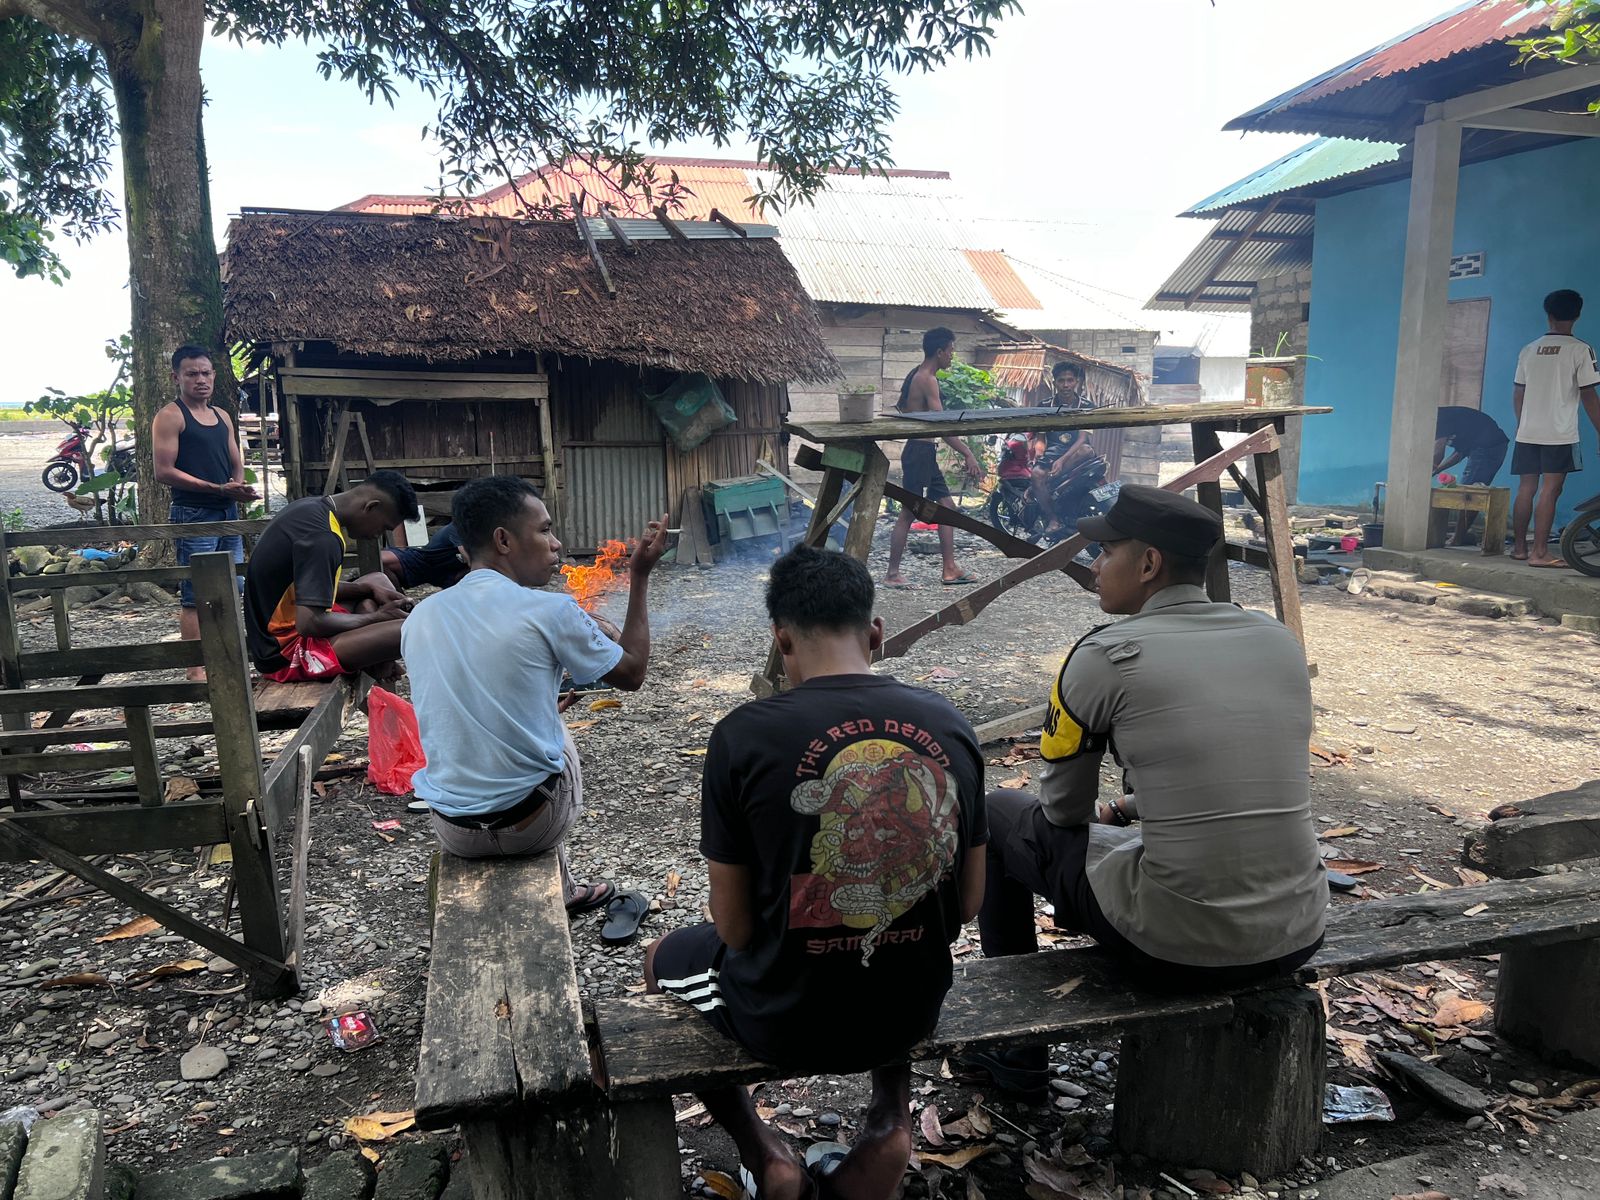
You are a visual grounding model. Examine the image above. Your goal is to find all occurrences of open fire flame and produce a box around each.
[560,539,629,612]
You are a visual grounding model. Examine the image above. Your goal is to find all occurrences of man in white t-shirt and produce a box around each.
[402,475,668,934]
[1511,288,1600,566]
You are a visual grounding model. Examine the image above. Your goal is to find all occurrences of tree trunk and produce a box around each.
[103,0,238,526]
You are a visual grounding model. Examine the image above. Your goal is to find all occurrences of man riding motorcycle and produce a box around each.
[1031,361,1099,536]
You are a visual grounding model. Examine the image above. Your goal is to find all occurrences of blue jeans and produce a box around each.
[172,502,243,607]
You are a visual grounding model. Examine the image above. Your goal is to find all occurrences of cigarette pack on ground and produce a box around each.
[327,1011,381,1052]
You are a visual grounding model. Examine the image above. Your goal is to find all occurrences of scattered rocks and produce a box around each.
[178,1046,229,1083]
[1,1123,28,1197]
[85,1030,121,1051]
[1507,1080,1540,1098]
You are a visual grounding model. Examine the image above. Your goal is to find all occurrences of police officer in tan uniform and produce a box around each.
[959,485,1327,1099]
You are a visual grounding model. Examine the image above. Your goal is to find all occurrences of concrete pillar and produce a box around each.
[1385,118,1462,550]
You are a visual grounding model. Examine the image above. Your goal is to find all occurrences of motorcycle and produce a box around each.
[1560,491,1600,577]
[987,450,1120,545]
[42,420,136,494]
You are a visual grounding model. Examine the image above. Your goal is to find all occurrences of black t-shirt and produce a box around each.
[243,496,347,668]
[699,674,988,1072]
[1038,427,1085,466]
[1435,406,1509,454]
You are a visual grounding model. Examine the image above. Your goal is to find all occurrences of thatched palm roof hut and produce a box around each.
[224,210,838,550]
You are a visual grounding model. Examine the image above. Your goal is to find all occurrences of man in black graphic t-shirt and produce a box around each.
[645,546,986,1200]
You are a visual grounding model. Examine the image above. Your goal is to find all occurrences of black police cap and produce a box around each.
[1076,484,1222,558]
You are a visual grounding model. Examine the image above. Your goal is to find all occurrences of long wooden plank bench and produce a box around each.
[1,522,374,996]
[416,845,1600,1197]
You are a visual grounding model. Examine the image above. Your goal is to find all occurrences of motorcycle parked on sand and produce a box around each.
[42,420,135,494]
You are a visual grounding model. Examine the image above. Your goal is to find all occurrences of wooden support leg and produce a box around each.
[1482,488,1509,556]
[1252,425,1308,650]
[193,552,291,996]
[1190,424,1231,603]
[1495,939,1600,1069]
[461,1097,680,1200]
[1114,986,1325,1176]
[841,442,889,561]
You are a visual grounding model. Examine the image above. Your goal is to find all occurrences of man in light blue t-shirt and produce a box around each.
[402,475,668,926]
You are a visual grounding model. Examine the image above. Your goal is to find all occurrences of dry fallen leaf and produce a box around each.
[1431,991,1490,1028]
[359,1147,380,1164]
[1045,976,1084,999]
[1000,771,1030,789]
[564,719,598,731]
[919,1103,946,1147]
[589,698,622,712]
[344,1111,416,1142]
[920,1145,994,1169]
[665,870,681,898]
[163,776,200,803]
[38,972,111,989]
[966,1104,993,1136]
[1327,859,1384,874]
[967,1179,988,1200]
[96,914,160,942]
[1319,824,1363,839]
[130,959,208,984]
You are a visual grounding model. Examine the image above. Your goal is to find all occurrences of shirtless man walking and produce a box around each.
[883,327,983,589]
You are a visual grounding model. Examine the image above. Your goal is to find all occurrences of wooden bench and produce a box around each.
[416,848,1600,1194]
[1463,778,1600,1068]
[0,520,374,996]
[1427,483,1509,554]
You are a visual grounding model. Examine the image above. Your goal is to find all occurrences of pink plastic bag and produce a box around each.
[366,687,426,795]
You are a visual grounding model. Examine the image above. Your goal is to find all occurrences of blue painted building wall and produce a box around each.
[1300,135,1600,527]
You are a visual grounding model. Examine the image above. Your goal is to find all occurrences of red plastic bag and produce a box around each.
[366,687,426,795]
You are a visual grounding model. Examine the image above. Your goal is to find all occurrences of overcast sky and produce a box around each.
[0,0,1453,404]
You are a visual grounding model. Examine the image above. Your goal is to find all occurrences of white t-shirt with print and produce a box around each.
[1513,333,1600,445]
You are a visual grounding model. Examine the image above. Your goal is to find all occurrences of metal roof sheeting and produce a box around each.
[1148,208,1316,313]
[340,158,1035,312]
[1228,1,1554,136]
[1185,138,1404,215]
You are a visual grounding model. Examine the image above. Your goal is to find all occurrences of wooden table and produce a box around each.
[1427,484,1509,555]
[759,402,1331,698]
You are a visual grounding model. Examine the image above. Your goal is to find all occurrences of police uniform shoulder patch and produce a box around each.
[1040,623,1114,762]
[1104,641,1140,663]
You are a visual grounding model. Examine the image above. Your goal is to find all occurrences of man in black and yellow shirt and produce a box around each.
[243,472,419,681]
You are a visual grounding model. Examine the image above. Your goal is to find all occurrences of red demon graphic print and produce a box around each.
[787,738,960,964]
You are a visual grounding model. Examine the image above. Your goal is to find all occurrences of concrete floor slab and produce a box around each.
[1363,546,1600,619]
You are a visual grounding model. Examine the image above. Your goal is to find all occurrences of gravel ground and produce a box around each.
[3,513,1599,1199]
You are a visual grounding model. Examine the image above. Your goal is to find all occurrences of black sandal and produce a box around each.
[600,890,649,945]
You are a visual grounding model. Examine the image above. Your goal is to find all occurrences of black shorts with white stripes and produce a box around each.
[651,922,742,1044]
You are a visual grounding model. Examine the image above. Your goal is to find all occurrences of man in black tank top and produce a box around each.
[152,345,259,680]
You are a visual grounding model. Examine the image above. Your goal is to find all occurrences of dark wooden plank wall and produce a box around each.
[286,348,546,497]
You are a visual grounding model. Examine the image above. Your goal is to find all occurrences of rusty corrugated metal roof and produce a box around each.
[1228,1,1557,136]
[962,250,1042,310]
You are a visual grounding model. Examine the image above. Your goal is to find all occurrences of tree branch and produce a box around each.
[7,0,137,49]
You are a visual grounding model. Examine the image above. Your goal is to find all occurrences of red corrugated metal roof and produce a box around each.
[1292,0,1551,107]
[962,250,1042,310]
